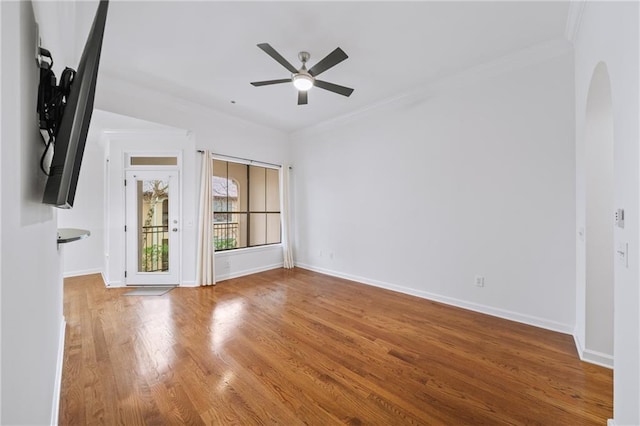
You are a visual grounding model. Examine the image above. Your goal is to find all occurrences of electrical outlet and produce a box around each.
[615,208,625,228]
[475,275,485,287]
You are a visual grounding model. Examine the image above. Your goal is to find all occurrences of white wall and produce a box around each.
[291,49,576,333]
[92,76,290,284]
[56,120,105,277]
[0,1,3,419]
[57,110,192,284]
[573,2,640,424]
[33,1,290,285]
[95,74,290,170]
[584,63,614,363]
[104,128,194,286]
[33,1,106,278]
[1,2,65,424]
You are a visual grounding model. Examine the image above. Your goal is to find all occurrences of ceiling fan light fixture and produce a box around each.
[293,73,314,91]
[251,44,353,104]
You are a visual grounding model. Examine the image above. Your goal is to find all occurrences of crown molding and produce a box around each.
[565,0,586,43]
[291,37,573,140]
[97,71,288,138]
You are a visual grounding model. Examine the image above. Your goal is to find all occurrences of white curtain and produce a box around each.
[196,150,215,285]
[281,165,294,269]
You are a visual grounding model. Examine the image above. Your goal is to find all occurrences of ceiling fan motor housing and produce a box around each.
[298,51,311,64]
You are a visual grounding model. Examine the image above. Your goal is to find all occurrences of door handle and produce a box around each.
[172,228,178,232]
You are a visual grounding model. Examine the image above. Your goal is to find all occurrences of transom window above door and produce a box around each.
[126,154,179,168]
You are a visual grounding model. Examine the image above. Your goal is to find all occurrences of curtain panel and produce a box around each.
[282,165,294,269]
[196,150,215,285]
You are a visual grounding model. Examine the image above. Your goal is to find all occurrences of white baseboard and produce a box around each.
[572,331,614,369]
[296,263,574,335]
[573,332,586,358]
[582,349,614,369]
[63,270,111,288]
[105,279,123,288]
[216,263,283,282]
[107,280,199,288]
[63,268,102,278]
[607,419,616,426]
[50,318,66,426]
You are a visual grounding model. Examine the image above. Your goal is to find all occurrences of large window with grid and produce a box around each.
[212,159,281,251]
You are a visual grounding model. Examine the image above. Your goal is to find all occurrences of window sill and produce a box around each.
[215,244,282,258]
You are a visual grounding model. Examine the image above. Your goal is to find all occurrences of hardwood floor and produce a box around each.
[60,268,612,425]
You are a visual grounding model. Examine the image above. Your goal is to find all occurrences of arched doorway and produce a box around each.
[584,62,614,363]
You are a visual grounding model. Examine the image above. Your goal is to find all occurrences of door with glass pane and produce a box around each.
[125,171,179,285]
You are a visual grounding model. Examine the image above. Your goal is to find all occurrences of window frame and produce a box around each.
[211,155,282,252]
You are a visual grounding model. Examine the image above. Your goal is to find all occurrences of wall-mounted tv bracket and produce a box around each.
[35,31,76,176]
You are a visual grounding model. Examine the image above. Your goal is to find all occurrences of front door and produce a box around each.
[125,170,180,285]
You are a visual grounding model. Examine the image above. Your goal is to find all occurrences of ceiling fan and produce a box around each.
[250,43,354,105]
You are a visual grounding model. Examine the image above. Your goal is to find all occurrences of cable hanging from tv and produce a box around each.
[36,47,76,176]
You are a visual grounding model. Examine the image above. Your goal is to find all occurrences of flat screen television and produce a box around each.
[42,0,109,208]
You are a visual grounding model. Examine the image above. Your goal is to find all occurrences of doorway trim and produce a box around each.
[576,62,615,369]
[124,151,183,286]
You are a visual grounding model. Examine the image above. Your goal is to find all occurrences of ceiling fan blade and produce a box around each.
[314,80,354,97]
[298,91,308,105]
[257,43,298,74]
[251,78,292,86]
[308,47,348,77]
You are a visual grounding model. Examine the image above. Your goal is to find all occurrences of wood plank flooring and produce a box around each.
[60,268,612,425]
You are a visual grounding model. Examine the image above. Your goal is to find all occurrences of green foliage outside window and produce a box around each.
[214,237,237,250]
[142,243,169,272]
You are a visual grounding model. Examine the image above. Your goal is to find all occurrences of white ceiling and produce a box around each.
[73,1,570,133]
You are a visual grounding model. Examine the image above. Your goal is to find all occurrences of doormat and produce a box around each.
[123,287,176,296]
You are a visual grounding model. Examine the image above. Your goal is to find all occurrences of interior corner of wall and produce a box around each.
[573,330,586,359]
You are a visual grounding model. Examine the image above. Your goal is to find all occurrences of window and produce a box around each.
[212,159,281,251]
[129,156,178,166]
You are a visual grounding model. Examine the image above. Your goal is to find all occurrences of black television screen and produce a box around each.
[42,0,108,208]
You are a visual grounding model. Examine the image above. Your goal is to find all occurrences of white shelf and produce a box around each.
[57,228,90,244]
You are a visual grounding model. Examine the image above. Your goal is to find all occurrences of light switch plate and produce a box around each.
[617,242,629,268]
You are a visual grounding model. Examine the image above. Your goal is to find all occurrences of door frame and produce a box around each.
[123,151,182,286]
